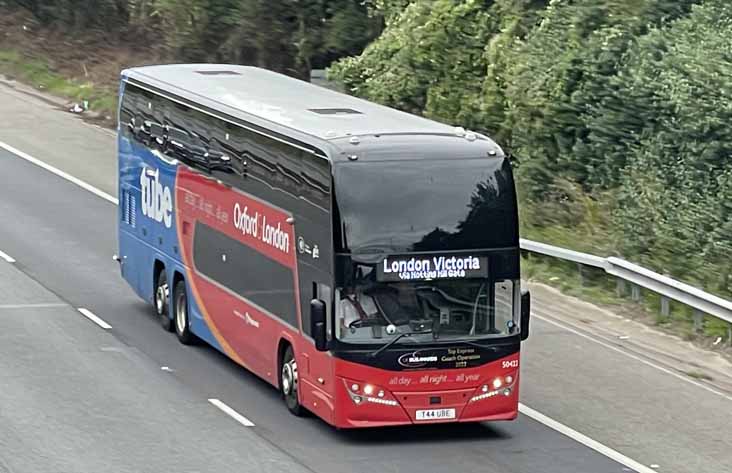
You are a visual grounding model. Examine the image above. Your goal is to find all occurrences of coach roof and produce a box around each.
[122,64,494,147]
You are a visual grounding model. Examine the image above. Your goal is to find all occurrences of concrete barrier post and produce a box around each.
[631,284,641,302]
[577,263,585,287]
[616,279,627,298]
[660,296,670,318]
[692,310,704,333]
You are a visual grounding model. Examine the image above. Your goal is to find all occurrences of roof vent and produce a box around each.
[195,70,241,76]
[309,108,362,116]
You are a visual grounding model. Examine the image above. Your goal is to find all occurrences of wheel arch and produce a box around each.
[276,334,297,391]
[153,259,166,292]
[172,269,186,289]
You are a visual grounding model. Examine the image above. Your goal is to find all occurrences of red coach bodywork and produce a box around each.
[175,167,336,421]
[118,65,528,429]
[331,355,520,428]
[173,167,521,428]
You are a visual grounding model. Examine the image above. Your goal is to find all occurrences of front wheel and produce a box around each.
[173,280,195,345]
[280,346,303,416]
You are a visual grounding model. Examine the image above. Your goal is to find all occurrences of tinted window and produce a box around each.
[224,122,330,210]
[193,222,298,327]
[334,158,518,253]
[121,83,331,212]
[120,84,168,148]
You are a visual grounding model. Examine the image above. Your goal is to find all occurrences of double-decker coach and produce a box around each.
[116,64,531,428]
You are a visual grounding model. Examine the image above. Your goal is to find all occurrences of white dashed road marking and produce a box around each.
[208,398,255,427]
[0,248,16,263]
[77,308,112,330]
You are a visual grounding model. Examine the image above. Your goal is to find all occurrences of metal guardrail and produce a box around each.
[520,239,732,345]
[520,239,606,269]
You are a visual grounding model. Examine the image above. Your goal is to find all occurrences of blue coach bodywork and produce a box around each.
[117,79,223,351]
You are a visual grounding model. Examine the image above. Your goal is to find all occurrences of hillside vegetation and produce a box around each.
[4,1,732,300]
[8,0,381,78]
[330,0,732,298]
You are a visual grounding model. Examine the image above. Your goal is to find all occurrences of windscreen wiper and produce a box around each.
[457,339,497,350]
[369,328,432,359]
[427,338,499,350]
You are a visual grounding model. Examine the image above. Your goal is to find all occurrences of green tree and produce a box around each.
[613,0,732,289]
[330,0,732,296]
[329,0,499,125]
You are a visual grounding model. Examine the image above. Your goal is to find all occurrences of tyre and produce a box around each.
[173,280,195,345]
[155,268,173,332]
[280,345,303,416]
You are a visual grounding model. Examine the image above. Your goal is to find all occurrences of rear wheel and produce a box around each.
[173,280,195,345]
[155,269,173,332]
[280,345,303,416]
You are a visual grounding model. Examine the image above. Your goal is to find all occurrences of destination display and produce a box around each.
[376,254,488,282]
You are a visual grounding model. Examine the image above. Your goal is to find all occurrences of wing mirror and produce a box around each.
[520,289,531,341]
[310,299,328,351]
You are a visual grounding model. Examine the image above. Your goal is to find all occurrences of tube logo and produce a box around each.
[140,167,173,228]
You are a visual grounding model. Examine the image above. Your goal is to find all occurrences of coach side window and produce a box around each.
[298,152,330,210]
[158,102,207,171]
[203,120,243,182]
[120,85,165,149]
[216,122,249,179]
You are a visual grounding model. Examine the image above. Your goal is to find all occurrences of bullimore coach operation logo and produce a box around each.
[398,350,439,369]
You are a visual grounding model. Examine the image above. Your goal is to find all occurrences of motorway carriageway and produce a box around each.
[0,135,730,473]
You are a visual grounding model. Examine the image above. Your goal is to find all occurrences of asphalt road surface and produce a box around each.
[0,256,308,473]
[0,80,730,473]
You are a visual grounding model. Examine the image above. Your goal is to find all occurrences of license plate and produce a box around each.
[415,408,456,421]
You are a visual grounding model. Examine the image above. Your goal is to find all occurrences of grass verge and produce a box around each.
[0,48,117,119]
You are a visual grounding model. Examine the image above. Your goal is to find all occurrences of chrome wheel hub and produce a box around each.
[155,283,168,314]
[282,360,298,396]
[176,292,186,332]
